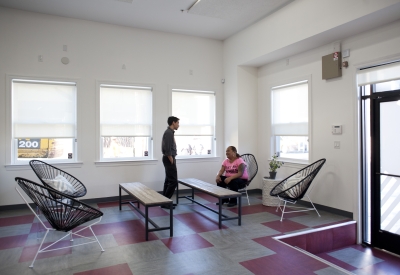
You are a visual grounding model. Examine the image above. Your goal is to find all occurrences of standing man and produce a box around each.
[161,116,180,208]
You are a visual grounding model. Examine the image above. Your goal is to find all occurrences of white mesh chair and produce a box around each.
[15,177,104,268]
[238,154,258,205]
[269,159,326,221]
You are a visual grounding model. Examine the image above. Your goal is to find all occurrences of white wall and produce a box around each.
[224,0,400,216]
[0,7,224,206]
[258,20,400,214]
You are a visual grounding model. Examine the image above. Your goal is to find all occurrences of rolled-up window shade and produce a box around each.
[357,61,400,86]
[172,90,215,136]
[272,82,308,136]
[100,85,152,137]
[12,81,76,138]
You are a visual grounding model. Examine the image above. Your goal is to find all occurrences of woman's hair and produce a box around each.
[228,146,240,158]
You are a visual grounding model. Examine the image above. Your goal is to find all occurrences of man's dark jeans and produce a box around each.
[162,155,178,199]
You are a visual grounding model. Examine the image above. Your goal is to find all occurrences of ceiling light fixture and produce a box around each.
[187,0,201,12]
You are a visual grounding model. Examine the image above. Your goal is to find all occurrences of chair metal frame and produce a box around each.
[15,177,104,268]
[270,159,326,221]
[29,159,87,199]
[238,154,258,205]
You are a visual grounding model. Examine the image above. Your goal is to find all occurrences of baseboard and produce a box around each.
[296,200,353,219]
[0,188,351,219]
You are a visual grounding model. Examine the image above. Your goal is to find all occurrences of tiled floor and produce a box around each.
[0,192,397,275]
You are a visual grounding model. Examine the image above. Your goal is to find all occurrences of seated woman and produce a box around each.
[215,146,248,207]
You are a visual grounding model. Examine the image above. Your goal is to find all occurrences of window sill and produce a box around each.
[176,156,221,163]
[95,159,158,167]
[269,158,309,169]
[5,161,84,171]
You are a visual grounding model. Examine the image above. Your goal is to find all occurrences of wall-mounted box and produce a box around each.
[322,52,342,79]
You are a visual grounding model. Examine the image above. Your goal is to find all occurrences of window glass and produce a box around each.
[271,81,309,161]
[172,89,215,157]
[375,80,400,93]
[100,85,152,160]
[12,80,77,163]
[275,136,309,159]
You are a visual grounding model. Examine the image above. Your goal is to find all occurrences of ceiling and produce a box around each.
[0,0,294,40]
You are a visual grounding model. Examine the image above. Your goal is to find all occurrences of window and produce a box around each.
[271,80,309,161]
[11,79,77,164]
[99,84,152,160]
[172,89,215,157]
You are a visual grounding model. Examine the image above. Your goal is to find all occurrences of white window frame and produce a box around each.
[270,75,312,164]
[96,81,154,163]
[6,75,79,165]
[171,87,216,159]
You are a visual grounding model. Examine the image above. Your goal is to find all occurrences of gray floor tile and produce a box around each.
[314,266,351,275]
[290,211,349,227]
[327,248,383,269]
[0,247,23,270]
[152,216,196,239]
[200,224,279,248]
[0,223,32,238]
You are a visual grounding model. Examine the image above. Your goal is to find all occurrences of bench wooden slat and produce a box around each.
[120,182,172,206]
[178,178,240,198]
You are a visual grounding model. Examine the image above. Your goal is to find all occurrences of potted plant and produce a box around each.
[269,153,284,179]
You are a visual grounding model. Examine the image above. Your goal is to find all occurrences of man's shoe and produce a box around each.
[161,205,175,210]
[227,202,237,207]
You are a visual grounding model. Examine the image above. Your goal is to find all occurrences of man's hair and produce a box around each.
[168,116,180,126]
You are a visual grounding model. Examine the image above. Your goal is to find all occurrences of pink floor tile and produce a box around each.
[332,223,356,249]
[0,234,29,250]
[280,235,307,251]
[161,234,213,254]
[74,263,133,275]
[0,215,35,227]
[261,219,308,233]
[174,212,227,233]
[19,240,72,262]
[305,229,333,254]
[240,251,327,275]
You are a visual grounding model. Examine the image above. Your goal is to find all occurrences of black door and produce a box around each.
[371,93,400,255]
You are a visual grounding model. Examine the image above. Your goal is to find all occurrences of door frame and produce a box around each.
[370,91,400,255]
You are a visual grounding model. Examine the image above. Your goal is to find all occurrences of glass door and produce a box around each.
[371,93,400,255]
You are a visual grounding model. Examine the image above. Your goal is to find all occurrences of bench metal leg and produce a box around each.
[170,203,173,237]
[218,198,222,229]
[145,206,149,241]
[119,186,122,210]
[176,184,179,205]
[238,195,242,226]
[191,188,194,201]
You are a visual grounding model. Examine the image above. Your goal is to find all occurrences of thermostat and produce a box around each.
[332,125,342,135]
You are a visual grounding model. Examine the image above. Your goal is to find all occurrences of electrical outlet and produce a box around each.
[334,141,340,149]
[38,55,43,62]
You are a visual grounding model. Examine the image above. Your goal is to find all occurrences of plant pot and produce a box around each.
[269,171,277,179]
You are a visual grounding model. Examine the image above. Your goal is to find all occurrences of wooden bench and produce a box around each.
[119,182,173,241]
[177,178,242,228]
